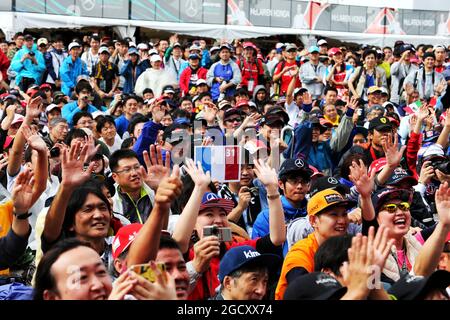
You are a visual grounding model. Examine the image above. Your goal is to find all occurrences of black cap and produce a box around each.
[388,270,450,300]
[309,176,349,197]
[399,44,415,54]
[261,106,289,126]
[371,188,413,214]
[368,116,392,131]
[385,167,418,187]
[223,108,243,120]
[279,158,313,179]
[423,52,436,60]
[24,34,33,41]
[355,126,369,138]
[284,272,347,300]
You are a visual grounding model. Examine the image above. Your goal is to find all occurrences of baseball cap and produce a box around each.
[242,42,257,50]
[24,34,33,41]
[111,223,143,259]
[173,42,181,48]
[421,143,445,159]
[150,54,162,63]
[163,85,175,94]
[368,158,388,177]
[37,38,48,46]
[308,46,320,53]
[309,176,348,197]
[53,91,65,99]
[307,189,355,216]
[45,104,61,114]
[235,99,250,109]
[219,43,232,52]
[293,87,307,97]
[284,272,347,300]
[189,44,202,52]
[128,47,139,55]
[368,116,392,131]
[148,48,159,56]
[218,246,280,283]
[261,106,289,126]
[380,87,389,95]
[189,53,200,60]
[223,108,242,120]
[40,83,52,91]
[279,158,313,179]
[317,39,328,46]
[137,43,148,50]
[286,44,298,52]
[195,79,208,87]
[98,46,109,55]
[371,188,413,213]
[327,47,342,57]
[68,42,81,51]
[388,270,450,300]
[355,125,369,138]
[218,99,232,110]
[385,167,418,187]
[209,46,220,53]
[199,192,235,214]
[368,86,382,95]
[11,114,25,126]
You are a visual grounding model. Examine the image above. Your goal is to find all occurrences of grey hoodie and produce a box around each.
[252,85,268,111]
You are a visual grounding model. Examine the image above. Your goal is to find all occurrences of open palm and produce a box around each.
[12,168,34,213]
[61,142,95,188]
[436,182,450,227]
[142,145,171,191]
[184,158,211,190]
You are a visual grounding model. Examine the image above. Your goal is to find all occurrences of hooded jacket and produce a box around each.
[252,85,269,112]
[252,195,307,256]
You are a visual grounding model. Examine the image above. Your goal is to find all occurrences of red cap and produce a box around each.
[309,165,325,178]
[368,157,387,177]
[328,47,342,57]
[243,42,257,50]
[235,99,250,108]
[40,83,52,90]
[112,223,143,259]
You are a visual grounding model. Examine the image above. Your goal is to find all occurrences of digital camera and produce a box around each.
[203,225,232,242]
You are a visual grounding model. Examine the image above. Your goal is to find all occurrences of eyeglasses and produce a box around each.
[353,138,366,144]
[382,202,410,213]
[225,117,242,123]
[287,177,310,186]
[115,164,141,174]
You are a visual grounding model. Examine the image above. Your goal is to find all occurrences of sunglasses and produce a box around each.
[225,117,242,123]
[382,202,410,213]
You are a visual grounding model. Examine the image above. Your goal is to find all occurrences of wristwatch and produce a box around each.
[267,193,280,200]
[13,212,32,220]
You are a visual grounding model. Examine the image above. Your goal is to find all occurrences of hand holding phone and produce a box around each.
[129,263,167,283]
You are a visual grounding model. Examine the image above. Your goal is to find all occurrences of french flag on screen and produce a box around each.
[194,146,241,182]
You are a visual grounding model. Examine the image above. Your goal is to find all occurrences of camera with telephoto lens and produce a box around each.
[203,225,232,242]
[429,157,450,174]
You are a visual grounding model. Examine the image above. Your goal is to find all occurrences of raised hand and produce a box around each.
[141,144,171,191]
[26,96,43,120]
[435,182,450,228]
[416,105,429,123]
[367,226,395,272]
[61,141,96,189]
[382,133,406,169]
[154,165,183,210]
[203,102,218,124]
[129,262,177,300]
[22,124,47,153]
[302,91,312,105]
[349,159,374,198]
[0,154,8,171]
[83,135,100,163]
[12,167,35,214]
[253,158,278,188]
[347,97,359,110]
[183,158,211,191]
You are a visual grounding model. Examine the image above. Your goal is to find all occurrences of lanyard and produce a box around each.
[370,146,378,161]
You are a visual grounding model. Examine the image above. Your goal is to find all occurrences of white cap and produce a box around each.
[317,39,328,46]
[137,43,148,50]
[129,41,136,48]
[11,114,25,125]
[189,44,202,52]
[150,54,162,63]
[99,46,109,54]
[37,38,48,46]
[45,104,60,113]
[275,42,284,49]
[196,79,208,86]
[149,49,159,56]
[420,144,445,158]
[68,42,81,51]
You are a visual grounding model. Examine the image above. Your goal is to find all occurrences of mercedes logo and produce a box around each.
[328,177,338,184]
[185,0,200,18]
[81,0,96,12]
[295,159,304,168]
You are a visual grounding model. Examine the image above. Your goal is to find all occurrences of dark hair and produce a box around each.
[197,92,212,101]
[91,36,100,42]
[75,81,93,94]
[73,111,93,126]
[314,234,353,276]
[118,39,129,47]
[171,108,191,120]
[340,153,367,181]
[363,49,377,60]
[123,95,138,106]
[180,96,192,104]
[65,128,88,146]
[62,183,112,237]
[324,86,338,95]
[14,32,24,39]
[121,137,136,149]
[127,114,147,136]
[34,238,92,300]
[143,88,154,95]
[96,115,116,133]
[159,234,182,251]
[109,149,139,172]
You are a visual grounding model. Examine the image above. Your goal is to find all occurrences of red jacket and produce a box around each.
[407,131,422,179]
[0,50,10,82]
[187,235,258,300]
[179,66,208,96]
[239,58,264,93]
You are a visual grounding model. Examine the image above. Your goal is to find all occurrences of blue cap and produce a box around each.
[219,246,280,283]
[199,192,235,214]
[308,46,320,53]
[174,118,191,126]
[128,47,138,55]
[189,53,200,60]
